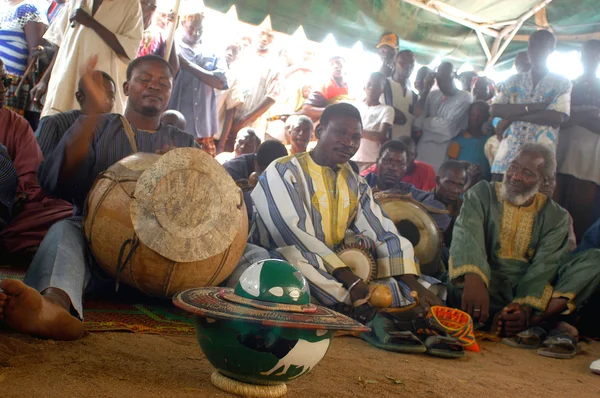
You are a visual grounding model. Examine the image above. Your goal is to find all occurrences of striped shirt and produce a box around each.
[38,113,198,215]
[0,2,47,76]
[36,110,81,158]
[0,144,17,217]
[249,152,419,306]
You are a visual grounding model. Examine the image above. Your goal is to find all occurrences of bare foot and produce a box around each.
[0,279,84,341]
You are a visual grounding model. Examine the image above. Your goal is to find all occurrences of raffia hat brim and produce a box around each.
[173,288,370,332]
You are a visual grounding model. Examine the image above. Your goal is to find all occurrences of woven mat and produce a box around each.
[0,265,195,335]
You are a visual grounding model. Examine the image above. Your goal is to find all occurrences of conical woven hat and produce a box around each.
[131,147,244,263]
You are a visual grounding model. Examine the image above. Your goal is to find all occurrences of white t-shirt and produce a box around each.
[351,102,394,163]
[383,78,416,139]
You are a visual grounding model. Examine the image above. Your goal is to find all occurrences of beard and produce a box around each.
[499,180,541,206]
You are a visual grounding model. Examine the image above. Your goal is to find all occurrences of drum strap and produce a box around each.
[115,236,140,292]
[119,116,139,153]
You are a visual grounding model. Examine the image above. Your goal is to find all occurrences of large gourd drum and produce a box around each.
[374,191,442,272]
[83,148,248,298]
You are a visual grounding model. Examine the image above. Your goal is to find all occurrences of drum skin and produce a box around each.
[374,192,442,269]
[83,153,248,298]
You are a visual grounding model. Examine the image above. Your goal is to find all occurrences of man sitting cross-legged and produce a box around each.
[239,103,450,352]
[447,143,600,356]
[0,55,197,341]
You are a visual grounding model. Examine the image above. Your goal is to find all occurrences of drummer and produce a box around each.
[363,140,451,233]
[0,55,197,341]
[245,103,446,351]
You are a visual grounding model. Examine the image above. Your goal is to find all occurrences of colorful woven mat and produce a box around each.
[0,265,195,335]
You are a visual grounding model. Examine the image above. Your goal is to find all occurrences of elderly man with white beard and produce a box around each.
[445,143,600,356]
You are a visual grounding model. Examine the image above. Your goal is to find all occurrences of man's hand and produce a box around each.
[69,8,95,27]
[30,81,48,108]
[397,274,443,317]
[495,303,531,337]
[332,267,370,305]
[495,119,512,140]
[77,55,108,114]
[461,274,490,324]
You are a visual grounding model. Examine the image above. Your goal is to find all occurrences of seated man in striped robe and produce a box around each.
[0,55,197,341]
[36,71,116,158]
[240,103,452,353]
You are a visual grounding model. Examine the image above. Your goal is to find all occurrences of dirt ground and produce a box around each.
[0,332,599,398]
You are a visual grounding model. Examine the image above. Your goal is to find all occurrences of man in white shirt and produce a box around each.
[382,50,417,139]
[31,0,143,118]
[351,72,394,171]
[413,62,472,172]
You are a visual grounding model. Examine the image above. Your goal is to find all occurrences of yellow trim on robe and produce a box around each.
[448,257,490,288]
[512,284,554,311]
[552,291,577,315]
[496,184,548,261]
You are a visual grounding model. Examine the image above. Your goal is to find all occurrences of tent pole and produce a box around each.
[476,30,492,60]
[484,0,555,70]
[399,0,499,37]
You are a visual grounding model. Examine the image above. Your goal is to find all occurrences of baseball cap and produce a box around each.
[377,33,399,49]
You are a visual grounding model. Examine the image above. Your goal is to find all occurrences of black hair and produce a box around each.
[255,141,288,168]
[77,70,115,93]
[369,71,387,83]
[378,140,408,159]
[470,100,491,118]
[529,29,556,47]
[416,66,432,79]
[126,55,173,80]
[397,136,416,151]
[396,49,413,60]
[438,160,466,177]
[319,103,362,128]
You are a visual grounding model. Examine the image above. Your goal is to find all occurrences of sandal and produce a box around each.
[502,326,547,349]
[393,317,465,359]
[537,331,579,359]
[360,313,427,354]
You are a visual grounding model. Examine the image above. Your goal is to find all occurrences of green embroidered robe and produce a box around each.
[448,181,569,313]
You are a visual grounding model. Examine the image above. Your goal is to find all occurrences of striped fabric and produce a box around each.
[38,113,199,215]
[36,110,81,158]
[249,152,423,307]
[0,2,47,76]
[0,143,18,217]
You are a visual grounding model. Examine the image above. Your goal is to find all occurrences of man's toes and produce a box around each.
[0,279,28,296]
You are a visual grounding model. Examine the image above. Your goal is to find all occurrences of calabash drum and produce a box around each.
[374,192,442,271]
[335,246,376,283]
[83,148,248,298]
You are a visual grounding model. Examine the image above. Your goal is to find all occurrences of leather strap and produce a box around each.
[119,115,138,153]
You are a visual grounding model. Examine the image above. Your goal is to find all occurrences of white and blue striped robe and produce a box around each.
[0,2,47,76]
[38,113,198,215]
[249,152,444,307]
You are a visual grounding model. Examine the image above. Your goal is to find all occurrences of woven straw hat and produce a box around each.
[173,260,369,331]
[131,147,244,263]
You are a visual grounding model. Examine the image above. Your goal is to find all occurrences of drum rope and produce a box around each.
[114,236,140,292]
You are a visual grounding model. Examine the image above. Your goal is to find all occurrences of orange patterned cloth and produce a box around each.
[428,306,481,352]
